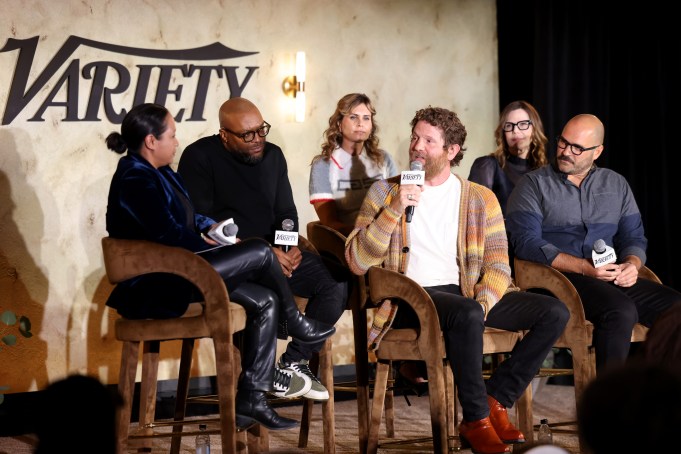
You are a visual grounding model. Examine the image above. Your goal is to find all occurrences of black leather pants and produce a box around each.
[199,238,297,308]
[229,283,277,391]
[197,238,293,391]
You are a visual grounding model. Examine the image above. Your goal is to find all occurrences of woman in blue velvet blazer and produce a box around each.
[104,103,334,430]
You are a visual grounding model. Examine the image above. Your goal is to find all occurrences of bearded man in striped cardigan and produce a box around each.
[345,106,569,454]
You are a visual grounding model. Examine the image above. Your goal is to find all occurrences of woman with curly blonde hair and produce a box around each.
[469,100,548,215]
[309,93,397,235]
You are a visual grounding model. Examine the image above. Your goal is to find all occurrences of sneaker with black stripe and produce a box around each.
[271,366,311,399]
[277,357,330,401]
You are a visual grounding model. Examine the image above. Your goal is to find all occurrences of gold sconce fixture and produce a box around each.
[282,51,306,122]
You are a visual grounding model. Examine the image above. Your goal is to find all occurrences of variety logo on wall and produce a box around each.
[0,36,259,125]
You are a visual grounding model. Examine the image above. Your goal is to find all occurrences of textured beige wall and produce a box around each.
[0,0,498,392]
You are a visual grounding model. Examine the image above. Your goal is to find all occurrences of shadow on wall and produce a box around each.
[80,167,123,387]
[0,130,49,434]
[84,273,120,384]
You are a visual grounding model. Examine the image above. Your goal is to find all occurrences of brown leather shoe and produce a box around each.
[487,395,525,444]
[459,417,511,454]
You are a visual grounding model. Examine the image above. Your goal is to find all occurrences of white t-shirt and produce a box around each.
[406,173,461,287]
[309,147,398,226]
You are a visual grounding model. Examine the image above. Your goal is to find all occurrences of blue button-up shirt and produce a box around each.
[506,163,647,266]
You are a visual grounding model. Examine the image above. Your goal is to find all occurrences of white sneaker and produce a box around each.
[271,366,311,398]
[277,357,330,401]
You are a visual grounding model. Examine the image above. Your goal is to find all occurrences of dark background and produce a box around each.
[497,1,681,288]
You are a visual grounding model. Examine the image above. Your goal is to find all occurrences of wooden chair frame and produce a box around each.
[102,238,255,454]
[365,266,532,453]
[513,258,660,450]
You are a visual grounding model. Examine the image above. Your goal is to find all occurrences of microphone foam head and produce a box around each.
[282,219,295,231]
[593,239,606,254]
[223,223,239,237]
[410,161,424,171]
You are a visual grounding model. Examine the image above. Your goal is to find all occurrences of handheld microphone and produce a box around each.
[401,161,425,223]
[592,239,617,268]
[208,218,239,245]
[274,219,299,252]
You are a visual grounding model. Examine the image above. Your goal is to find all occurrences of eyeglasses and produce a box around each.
[556,136,601,156]
[502,120,532,132]
[221,121,271,143]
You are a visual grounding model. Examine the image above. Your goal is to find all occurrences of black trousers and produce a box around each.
[393,285,569,422]
[563,273,681,370]
[280,250,349,363]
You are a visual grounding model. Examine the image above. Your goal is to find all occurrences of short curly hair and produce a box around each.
[410,106,467,167]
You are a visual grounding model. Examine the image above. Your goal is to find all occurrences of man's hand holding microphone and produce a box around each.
[393,161,425,222]
[273,219,301,277]
[588,239,639,287]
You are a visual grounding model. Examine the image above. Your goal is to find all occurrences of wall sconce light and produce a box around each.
[282,51,306,122]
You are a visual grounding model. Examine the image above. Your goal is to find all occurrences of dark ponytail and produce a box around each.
[105,103,170,155]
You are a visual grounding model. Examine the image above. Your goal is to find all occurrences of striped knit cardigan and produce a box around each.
[344,174,517,351]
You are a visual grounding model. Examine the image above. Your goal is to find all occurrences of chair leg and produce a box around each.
[424,359,448,454]
[353,308,371,454]
[368,360,391,454]
[247,424,269,452]
[297,339,336,452]
[170,338,195,454]
[117,340,139,454]
[384,380,395,438]
[444,361,457,449]
[236,430,248,454]
[137,340,160,452]
[298,397,314,447]
[516,383,534,442]
[319,339,336,454]
[571,343,596,454]
[213,335,243,454]
[298,351,318,448]
[571,343,596,401]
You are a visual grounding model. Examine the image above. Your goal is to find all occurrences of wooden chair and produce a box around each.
[513,258,661,448]
[301,221,395,454]
[101,238,257,454]
[365,266,532,454]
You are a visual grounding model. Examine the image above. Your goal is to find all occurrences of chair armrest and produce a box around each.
[101,238,231,330]
[307,221,369,312]
[639,265,662,284]
[306,221,348,266]
[367,266,442,347]
[513,258,588,327]
[297,234,318,255]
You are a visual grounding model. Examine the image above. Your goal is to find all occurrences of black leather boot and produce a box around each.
[230,282,278,391]
[278,297,336,343]
[236,390,299,430]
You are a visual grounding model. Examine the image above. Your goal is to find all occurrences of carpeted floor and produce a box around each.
[0,379,581,453]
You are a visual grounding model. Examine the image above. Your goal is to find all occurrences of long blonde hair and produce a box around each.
[319,93,383,166]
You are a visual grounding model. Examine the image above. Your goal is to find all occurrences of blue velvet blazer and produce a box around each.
[105,153,217,318]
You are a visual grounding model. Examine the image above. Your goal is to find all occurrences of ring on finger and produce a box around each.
[408,194,413,200]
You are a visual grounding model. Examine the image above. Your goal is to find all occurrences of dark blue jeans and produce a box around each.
[393,285,568,422]
[564,273,681,370]
[281,250,349,363]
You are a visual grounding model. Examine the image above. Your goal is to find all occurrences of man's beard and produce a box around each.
[232,149,264,165]
[424,150,451,179]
